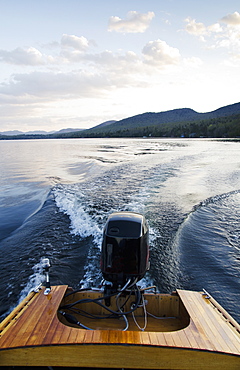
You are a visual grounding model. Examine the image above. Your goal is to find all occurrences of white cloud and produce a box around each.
[61,34,90,51]
[142,39,181,66]
[0,70,115,100]
[184,17,207,37]
[183,57,203,68]
[0,34,185,107]
[0,34,94,66]
[208,23,223,33]
[184,12,240,61]
[0,62,147,104]
[221,11,240,26]
[184,18,223,41]
[0,47,45,65]
[108,11,155,33]
[82,50,141,75]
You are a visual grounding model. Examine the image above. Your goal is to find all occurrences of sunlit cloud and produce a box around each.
[184,11,240,60]
[0,70,115,100]
[142,39,181,66]
[221,11,240,26]
[61,34,90,51]
[108,11,155,33]
[0,33,184,105]
[208,23,223,33]
[183,57,203,68]
[0,47,45,65]
[184,17,207,38]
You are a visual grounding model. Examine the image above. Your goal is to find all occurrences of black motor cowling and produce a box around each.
[101,212,149,287]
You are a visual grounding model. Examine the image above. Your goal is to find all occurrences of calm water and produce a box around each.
[0,138,239,322]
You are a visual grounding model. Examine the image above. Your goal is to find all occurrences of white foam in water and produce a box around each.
[17,257,47,304]
[53,184,102,245]
[1,258,48,320]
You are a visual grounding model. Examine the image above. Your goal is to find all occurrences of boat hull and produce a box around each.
[1,342,240,369]
[0,285,239,369]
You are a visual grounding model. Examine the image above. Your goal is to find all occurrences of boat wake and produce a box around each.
[174,189,240,321]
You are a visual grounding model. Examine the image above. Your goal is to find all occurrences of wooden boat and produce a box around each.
[0,212,239,369]
[0,285,239,369]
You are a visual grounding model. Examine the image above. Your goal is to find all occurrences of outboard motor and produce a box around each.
[101,212,149,289]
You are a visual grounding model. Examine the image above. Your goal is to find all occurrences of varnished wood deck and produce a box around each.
[0,285,239,369]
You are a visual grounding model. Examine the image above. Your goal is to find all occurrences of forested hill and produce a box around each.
[94,103,240,130]
[77,102,240,138]
[1,102,240,139]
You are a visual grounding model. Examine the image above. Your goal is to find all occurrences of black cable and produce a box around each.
[64,287,93,298]
[60,289,120,310]
[59,311,93,330]
[66,306,118,320]
[60,283,142,317]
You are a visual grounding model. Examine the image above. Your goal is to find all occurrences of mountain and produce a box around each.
[1,102,239,139]
[48,122,117,138]
[78,102,240,138]
[0,129,52,136]
[85,102,240,134]
[54,128,84,134]
[0,128,84,136]
[90,120,117,129]
[0,130,25,136]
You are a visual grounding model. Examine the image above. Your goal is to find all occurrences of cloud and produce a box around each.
[184,18,223,41]
[184,12,240,59]
[221,11,240,26]
[0,35,184,107]
[183,57,203,68]
[0,70,115,100]
[0,34,94,66]
[61,34,90,50]
[142,39,181,66]
[0,64,146,104]
[82,50,141,74]
[108,11,155,33]
[208,23,223,33]
[184,17,207,37]
[0,47,45,65]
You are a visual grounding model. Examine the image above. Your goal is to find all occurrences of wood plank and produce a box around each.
[26,285,68,346]
[181,322,202,349]
[148,331,160,345]
[95,329,110,344]
[188,291,228,352]
[66,327,80,343]
[91,329,104,343]
[139,331,151,345]
[177,290,217,352]
[163,332,176,347]
[190,291,240,353]
[74,327,87,343]
[177,290,240,354]
[194,292,240,353]
[108,329,122,344]
[50,319,70,344]
[1,289,46,348]
[27,285,67,345]
[83,328,94,343]
[1,343,240,369]
[0,285,68,348]
[0,291,37,337]
[155,332,168,346]
[121,329,135,344]
[187,321,213,350]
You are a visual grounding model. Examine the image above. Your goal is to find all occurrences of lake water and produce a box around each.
[0,138,239,323]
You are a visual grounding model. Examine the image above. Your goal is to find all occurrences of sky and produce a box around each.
[0,0,239,132]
